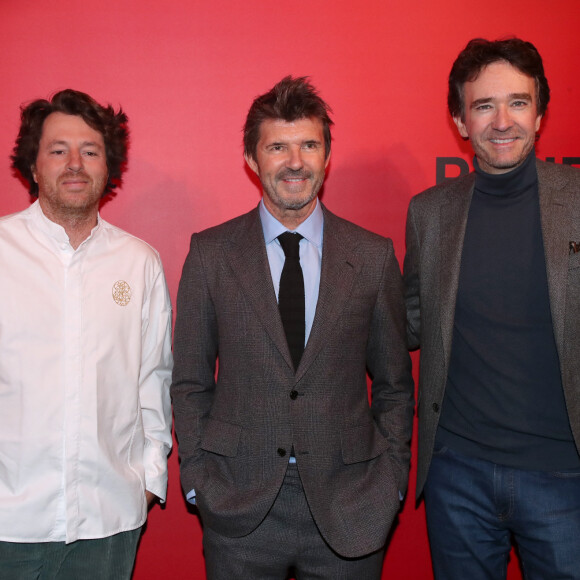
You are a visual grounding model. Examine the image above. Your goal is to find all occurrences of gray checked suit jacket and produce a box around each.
[404,159,580,499]
[171,203,414,558]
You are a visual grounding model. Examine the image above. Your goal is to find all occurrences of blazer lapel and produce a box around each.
[439,175,474,366]
[537,162,571,353]
[226,207,294,369]
[295,209,360,381]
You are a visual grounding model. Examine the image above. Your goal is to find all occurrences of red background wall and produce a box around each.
[1,1,579,578]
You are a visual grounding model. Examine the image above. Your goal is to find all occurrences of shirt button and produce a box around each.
[290,390,298,400]
[432,403,440,413]
[277,448,286,457]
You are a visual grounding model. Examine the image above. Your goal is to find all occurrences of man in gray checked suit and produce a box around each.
[404,38,580,579]
[172,76,414,579]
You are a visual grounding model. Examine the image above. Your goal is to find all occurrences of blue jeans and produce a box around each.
[424,445,580,580]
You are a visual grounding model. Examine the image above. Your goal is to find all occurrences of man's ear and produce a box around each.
[244,153,259,176]
[453,115,469,140]
[31,165,38,184]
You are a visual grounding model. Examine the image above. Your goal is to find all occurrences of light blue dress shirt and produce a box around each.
[259,199,324,345]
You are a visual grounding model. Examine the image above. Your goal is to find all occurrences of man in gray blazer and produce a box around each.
[404,38,580,579]
[172,76,414,579]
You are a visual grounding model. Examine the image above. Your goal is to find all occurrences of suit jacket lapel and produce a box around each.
[226,207,294,369]
[296,208,360,381]
[537,161,570,353]
[439,175,474,366]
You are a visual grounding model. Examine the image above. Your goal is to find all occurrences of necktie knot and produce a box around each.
[278,232,302,260]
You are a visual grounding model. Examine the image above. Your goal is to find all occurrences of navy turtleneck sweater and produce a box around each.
[436,151,580,470]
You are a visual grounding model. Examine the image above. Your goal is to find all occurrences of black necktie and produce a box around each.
[278,232,305,370]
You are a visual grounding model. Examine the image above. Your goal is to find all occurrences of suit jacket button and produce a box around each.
[432,403,440,412]
[290,390,298,400]
[277,448,286,457]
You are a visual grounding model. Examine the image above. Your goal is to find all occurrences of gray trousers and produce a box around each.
[203,463,385,580]
[0,527,141,580]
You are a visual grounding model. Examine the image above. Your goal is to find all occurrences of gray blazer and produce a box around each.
[171,203,414,558]
[404,159,580,499]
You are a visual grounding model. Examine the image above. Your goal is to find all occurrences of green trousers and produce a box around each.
[0,527,142,580]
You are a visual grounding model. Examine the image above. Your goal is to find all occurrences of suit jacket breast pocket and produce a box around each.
[568,252,580,294]
[569,251,580,271]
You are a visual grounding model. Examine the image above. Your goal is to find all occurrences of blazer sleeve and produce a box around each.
[366,239,415,495]
[171,234,218,496]
[403,197,421,350]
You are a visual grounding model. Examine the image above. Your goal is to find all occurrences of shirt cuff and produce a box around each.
[186,488,197,505]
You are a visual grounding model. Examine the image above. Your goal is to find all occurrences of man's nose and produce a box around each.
[286,147,304,170]
[492,105,514,131]
[67,150,83,171]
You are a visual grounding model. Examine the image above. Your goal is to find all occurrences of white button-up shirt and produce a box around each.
[0,201,173,543]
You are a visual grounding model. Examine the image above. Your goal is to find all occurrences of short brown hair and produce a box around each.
[448,38,550,121]
[243,76,333,161]
[11,89,129,196]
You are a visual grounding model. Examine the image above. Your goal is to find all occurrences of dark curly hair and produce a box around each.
[243,76,333,161]
[448,38,550,121]
[11,89,129,197]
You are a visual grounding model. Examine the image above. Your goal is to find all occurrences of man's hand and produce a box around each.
[146,491,157,508]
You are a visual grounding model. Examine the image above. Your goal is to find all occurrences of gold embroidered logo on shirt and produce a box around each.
[112,280,131,306]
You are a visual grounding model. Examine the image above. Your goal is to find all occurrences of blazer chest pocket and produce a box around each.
[201,417,241,457]
[341,422,390,464]
[569,251,580,271]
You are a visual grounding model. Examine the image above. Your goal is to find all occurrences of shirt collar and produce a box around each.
[31,200,102,248]
[259,198,324,247]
